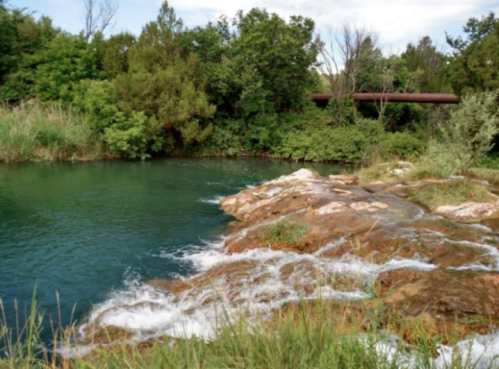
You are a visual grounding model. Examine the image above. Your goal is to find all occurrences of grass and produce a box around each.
[7,301,499,368]
[469,168,499,187]
[263,219,310,248]
[0,100,106,163]
[356,161,413,184]
[478,152,499,170]
[0,300,476,369]
[408,179,496,210]
[3,297,495,369]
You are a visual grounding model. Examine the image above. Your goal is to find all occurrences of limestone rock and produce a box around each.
[436,202,499,220]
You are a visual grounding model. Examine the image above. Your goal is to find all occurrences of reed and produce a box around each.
[0,100,106,163]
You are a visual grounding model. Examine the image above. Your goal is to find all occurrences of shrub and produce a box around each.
[204,122,244,156]
[355,118,385,145]
[278,126,368,163]
[244,113,279,152]
[412,139,456,179]
[102,112,163,160]
[73,80,120,133]
[381,132,425,159]
[439,91,499,175]
[355,119,386,166]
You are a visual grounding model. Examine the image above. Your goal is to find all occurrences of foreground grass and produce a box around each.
[1,299,495,369]
[0,101,106,162]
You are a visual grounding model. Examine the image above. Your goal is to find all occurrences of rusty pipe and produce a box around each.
[310,93,459,104]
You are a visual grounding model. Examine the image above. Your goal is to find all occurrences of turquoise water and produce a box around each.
[0,158,346,338]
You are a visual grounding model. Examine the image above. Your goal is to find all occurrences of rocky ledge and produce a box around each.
[218,168,499,337]
[82,168,499,346]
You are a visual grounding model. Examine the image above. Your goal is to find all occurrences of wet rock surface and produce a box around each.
[81,169,499,348]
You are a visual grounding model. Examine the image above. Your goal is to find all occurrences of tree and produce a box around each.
[230,9,318,114]
[207,8,318,150]
[100,32,136,78]
[6,33,104,102]
[82,0,118,42]
[315,24,379,123]
[401,36,449,93]
[113,1,215,151]
[447,12,497,52]
[0,6,61,101]
[446,12,499,95]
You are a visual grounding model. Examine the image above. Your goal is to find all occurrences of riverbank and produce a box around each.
[3,164,499,368]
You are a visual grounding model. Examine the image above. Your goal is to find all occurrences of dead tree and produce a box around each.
[315,24,378,124]
[83,0,118,41]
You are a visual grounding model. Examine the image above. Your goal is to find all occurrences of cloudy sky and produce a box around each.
[13,0,499,53]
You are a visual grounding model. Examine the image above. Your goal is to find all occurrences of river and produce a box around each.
[0,158,346,340]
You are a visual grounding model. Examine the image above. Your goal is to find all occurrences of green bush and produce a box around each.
[381,132,425,159]
[244,113,279,152]
[278,126,368,162]
[478,152,499,170]
[73,79,120,133]
[356,119,386,145]
[204,120,244,156]
[102,112,164,160]
[438,91,499,174]
[328,96,356,126]
[413,139,456,179]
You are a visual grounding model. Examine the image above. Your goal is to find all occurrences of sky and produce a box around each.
[12,0,499,53]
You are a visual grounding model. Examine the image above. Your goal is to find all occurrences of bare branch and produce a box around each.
[82,0,118,42]
[316,24,378,100]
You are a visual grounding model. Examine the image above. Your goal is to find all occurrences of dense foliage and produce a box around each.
[0,1,498,162]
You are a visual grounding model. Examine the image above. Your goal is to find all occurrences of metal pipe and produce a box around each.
[310,93,459,104]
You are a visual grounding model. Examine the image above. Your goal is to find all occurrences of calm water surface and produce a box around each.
[0,158,346,335]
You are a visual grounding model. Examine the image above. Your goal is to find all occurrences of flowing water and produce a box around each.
[0,158,345,340]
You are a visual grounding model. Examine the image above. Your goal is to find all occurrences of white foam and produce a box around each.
[253,186,284,198]
[78,233,442,351]
[198,195,224,205]
[445,239,499,270]
[79,283,219,342]
[55,343,100,359]
[359,331,499,368]
[314,237,349,256]
[434,332,499,369]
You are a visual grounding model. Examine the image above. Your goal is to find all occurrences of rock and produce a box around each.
[329,174,357,185]
[267,168,319,185]
[314,201,349,215]
[436,202,499,221]
[350,201,389,212]
[387,161,414,177]
[377,268,499,318]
